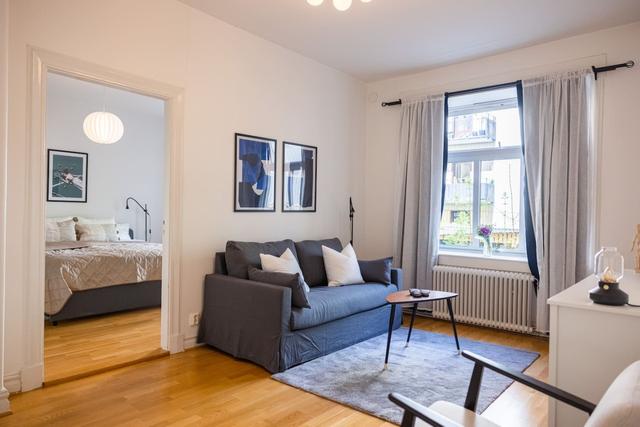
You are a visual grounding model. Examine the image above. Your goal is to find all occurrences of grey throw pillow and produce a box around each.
[248,267,311,309]
[358,258,393,285]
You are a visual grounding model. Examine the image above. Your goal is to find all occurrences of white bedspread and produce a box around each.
[45,242,162,315]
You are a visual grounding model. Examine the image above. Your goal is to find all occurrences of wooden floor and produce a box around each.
[44,308,165,384]
[5,314,549,427]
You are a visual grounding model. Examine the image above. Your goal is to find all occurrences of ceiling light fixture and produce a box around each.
[307,0,370,12]
[83,86,124,145]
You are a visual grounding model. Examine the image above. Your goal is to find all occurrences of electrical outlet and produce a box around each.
[189,312,200,326]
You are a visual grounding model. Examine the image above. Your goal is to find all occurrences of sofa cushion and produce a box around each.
[358,257,393,285]
[290,283,397,330]
[295,238,342,286]
[248,267,311,309]
[225,240,298,279]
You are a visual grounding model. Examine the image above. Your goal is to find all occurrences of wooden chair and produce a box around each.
[389,350,640,427]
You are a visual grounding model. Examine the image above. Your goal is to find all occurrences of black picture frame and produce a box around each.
[47,149,88,203]
[282,142,317,213]
[234,133,277,212]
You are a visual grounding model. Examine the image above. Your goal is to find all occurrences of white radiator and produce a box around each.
[431,265,536,333]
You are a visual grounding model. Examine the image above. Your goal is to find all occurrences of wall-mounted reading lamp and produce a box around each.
[125,197,151,242]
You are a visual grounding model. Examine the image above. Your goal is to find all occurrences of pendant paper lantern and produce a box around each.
[83,111,124,144]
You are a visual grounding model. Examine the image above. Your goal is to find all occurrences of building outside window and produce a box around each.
[439,84,525,256]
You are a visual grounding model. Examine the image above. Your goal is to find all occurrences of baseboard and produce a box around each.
[183,335,203,350]
[3,372,21,393]
[0,388,10,415]
[169,333,184,354]
[20,363,43,392]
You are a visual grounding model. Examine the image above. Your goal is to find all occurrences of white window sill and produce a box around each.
[438,250,531,274]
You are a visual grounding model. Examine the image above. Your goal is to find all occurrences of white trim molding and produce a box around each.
[0,0,10,414]
[438,251,530,274]
[3,372,20,394]
[24,48,185,391]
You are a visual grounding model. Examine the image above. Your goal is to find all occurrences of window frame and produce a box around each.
[440,83,526,257]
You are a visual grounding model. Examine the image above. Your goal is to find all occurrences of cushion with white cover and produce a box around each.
[45,219,77,242]
[322,243,364,287]
[114,223,132,241]
[585,360,640,427]
[260,248,309,292]
[76,217,116,225]
[76,223,110,242]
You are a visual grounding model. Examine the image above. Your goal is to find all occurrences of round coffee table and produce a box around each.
[384,289,460,368]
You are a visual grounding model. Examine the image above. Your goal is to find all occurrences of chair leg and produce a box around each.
[464,362,485,412]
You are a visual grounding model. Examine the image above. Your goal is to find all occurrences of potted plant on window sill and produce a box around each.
[477,225,493,257]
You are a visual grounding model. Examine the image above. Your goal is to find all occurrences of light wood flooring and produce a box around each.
[5,314,549,426]
[44,308,166,385]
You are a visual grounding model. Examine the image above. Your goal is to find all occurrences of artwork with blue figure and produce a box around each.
[235,134,276,211]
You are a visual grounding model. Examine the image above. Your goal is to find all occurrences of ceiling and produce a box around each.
[180,0,640,81]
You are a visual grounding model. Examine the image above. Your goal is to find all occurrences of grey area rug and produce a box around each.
[272,328,539,425]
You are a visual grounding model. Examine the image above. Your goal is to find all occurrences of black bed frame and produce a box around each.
[46,280,161,324]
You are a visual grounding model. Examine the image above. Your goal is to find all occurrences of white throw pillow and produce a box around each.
[322,243,364,287]
[45,219,77,242]
[114,224,132,241]
[76,217,116,225]
[260,248,310,292]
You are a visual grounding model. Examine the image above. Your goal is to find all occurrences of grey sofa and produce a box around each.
[197,238,403,373]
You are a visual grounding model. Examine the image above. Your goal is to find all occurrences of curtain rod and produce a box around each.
[381,60,636,107]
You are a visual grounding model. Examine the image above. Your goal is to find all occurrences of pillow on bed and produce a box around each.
[76,223,110,242]
[114,224,132,241]
[45,219,77,242]
[76,217,116,225]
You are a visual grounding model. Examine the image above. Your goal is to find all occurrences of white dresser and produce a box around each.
[548,271,640,427]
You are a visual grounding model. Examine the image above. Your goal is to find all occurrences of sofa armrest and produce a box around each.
[391,268,403,289]
[197,274,292,373]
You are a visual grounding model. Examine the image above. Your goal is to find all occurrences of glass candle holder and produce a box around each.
[590,247,628,306]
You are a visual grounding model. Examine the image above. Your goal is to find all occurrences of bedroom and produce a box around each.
[43,72,166,383]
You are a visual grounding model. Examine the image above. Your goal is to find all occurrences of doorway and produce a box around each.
[22,49,184,391]
[43,72,167,383]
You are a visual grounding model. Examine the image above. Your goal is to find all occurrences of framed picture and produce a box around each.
[47,149,88,203]
[282,142,317,212]
[234,133,277,212]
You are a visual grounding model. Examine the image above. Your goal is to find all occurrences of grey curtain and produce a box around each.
[522,69,596,332]
[393,96,445,290]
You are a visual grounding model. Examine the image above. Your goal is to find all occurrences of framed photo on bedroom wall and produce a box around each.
[47,149,88,203]
[282,142,317,212]
[234,133,277,212]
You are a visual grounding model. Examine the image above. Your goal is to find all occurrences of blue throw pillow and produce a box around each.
[358,257,392,285]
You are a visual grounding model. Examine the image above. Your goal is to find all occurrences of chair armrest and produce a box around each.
[197,274,292,373]
[388,393,460,427]
[462,351,596,414]
[391,268,403,289]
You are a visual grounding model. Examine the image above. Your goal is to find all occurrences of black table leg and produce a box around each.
[446,299,461,352]
[406,303,418,346]
[384,304,396,369]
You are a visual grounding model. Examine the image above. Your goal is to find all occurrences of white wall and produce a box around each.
[360,22,640,265]
[46,72,165,243]
[5,0,365,388]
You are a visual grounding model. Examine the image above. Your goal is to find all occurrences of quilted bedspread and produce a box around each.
[45,242,162,315]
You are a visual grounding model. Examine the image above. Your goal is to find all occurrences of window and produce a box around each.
[439,84,525,255]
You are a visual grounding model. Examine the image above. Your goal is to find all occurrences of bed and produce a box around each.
[45,240,162,324]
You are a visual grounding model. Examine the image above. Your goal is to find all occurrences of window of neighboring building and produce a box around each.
[439,84,526,256]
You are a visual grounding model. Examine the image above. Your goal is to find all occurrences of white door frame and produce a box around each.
[22,47,184,391]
